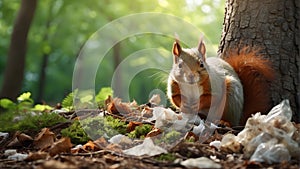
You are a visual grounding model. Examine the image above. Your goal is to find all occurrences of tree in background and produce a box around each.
[219,0,299,122]
[0,0,37,100]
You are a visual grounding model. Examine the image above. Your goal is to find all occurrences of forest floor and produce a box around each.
[0,97,300,169]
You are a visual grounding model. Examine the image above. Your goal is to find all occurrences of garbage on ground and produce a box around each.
[220,99,300,164]
[123,137,167,156]
[0,132,9,144]
[4,149,28,161]
[180,157,222,169]
[108,134,132,145]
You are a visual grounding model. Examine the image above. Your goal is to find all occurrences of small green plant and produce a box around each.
[0,98,16,110]
[61,115,128,144]
[0,92,64,132]
[155,153,177,162]
[128,124,152,139]
[61,91,74,110]
[154,130,182,145]
[95,87,113,107]
[0,112,67,132]
[61,120,90,144]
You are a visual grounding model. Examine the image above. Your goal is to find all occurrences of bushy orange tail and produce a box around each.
[224,49,275,125]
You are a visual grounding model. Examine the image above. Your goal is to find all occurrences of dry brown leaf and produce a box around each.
[93,137,109,149]
[127,121,143,133]
[107,98,132,115]
[48,137,72,157]
[103,154,124,163]
[106,143,123,153]
[25,151,48,161]
[141,107,153,118]
[83,140,102,151]
[37,159,78,169]
[16,133,33,147]
[146,128,162,138]
[184,131,199,142]
[33,128,55,150]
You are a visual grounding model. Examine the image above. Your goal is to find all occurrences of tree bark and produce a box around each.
[0,0,37,100]
[219,0,300,122]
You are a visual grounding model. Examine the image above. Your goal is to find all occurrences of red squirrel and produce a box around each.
[167,37,275,126]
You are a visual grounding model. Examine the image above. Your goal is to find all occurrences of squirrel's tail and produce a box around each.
[224,49,275,125]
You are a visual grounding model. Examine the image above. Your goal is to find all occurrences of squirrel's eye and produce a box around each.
[178,63,183,68]
[200,62,204,67]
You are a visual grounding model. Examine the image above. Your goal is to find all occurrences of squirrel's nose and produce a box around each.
[187,74,195,83]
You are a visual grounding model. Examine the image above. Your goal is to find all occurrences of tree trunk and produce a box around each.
[219,0,300,122]
[0,0,37,100]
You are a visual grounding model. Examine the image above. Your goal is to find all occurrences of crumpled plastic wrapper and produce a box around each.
[220,99,300,164]
[148,107,183,129]
[123,137,167,156]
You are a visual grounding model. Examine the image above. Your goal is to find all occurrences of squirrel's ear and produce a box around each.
[197,37,206,62]
[172,39,182,57]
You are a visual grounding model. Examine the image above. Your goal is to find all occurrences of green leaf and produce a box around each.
[95,87,113,103]
[80,95,93,103]
[17,92,33,102]
[0,98,16,109]
[62,92,74,108]
[33,104,53,111]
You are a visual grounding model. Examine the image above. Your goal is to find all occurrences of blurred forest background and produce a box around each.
[0,0,224,105]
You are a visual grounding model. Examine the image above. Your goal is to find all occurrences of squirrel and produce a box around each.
[167,37,275,126]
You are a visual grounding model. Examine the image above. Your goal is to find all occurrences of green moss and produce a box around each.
[61,115,128,144]
[128,124,152,139]
[0,112,67,132]
[155,153,176,162]
[61,120,90,144]
[163,130,181,144]
[154,130,182,145]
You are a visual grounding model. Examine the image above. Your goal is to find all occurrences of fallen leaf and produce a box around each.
[141,107,153,118]
[37,159,78,169]
[146,128,162,138]
[33,128,55,150]
[93,137,109,149]
[48,137,72,156]
[106,143,123,153]
[107,98,133,115]
[82,140,101,152]
[7,132,33,148]
[25,151,48,161]
[184,131,198,142]
[127,121,143,132]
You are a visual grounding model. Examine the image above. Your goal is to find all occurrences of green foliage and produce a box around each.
[128,124,153,139]
[61,120,90,144]
[155,153,176,162]
[16,92,34,111]
[0,98,16,110]
[0,111,67,132]
[154,130,182,145]
[163,130,181,144]
[32,104,53,111]
[95,87,113,107]
[0,92,42,112]
[0,0,225,103]
[0,92,63,132]
[61,91,74,109]
[17,92,33,102]
[61,115,128,144]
